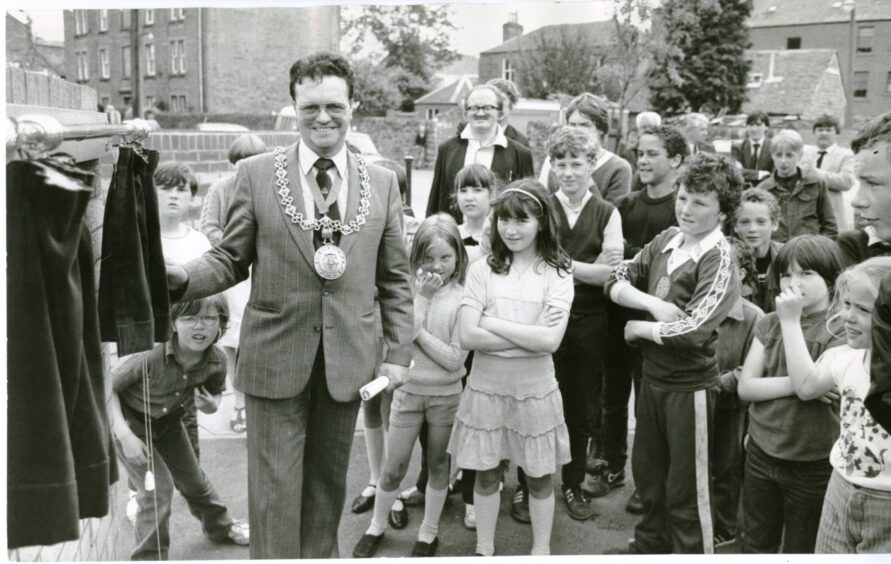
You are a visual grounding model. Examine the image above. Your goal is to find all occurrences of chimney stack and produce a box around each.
[503,12,523,42]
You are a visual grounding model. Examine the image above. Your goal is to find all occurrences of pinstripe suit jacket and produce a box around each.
[179,143,413,401]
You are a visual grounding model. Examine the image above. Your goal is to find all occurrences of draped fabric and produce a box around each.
[98,146,169,355]
[7,158,118,549]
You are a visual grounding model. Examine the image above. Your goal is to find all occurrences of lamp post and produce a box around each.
[843,0,856,128]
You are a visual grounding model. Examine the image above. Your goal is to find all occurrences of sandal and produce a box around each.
[230,407,247,433]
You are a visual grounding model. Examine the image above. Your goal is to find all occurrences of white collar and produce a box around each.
[816,143,836,153]
[751,137,765,147]
[661,225,724,263]
[555,189,592,211]
[460,123,508,148]
[865,225,890,247]
[298,141,348,178]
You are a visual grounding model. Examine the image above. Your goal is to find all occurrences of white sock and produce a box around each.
[366,486,399,536]
[364,425,386,487]
[529,492,555,556]
[474,490,500,556]
[418,484,448,543]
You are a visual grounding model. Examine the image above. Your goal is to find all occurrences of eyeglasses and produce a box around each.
[177,315,220,326]
[298,104,348,118]
[466,105,499,113]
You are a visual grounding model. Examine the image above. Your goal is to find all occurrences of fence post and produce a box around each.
[404,154,414,207]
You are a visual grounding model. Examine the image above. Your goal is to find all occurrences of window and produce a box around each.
[99,49,109,79]
[885,72,891,95]
[144,9,154,26]
[74,10,87,35]
[76,50,89,81]
[425,108,440,120]
[99,10,108,32]
[857,26,874,53]
[786,37,801,49]
[145,44,155,76]
[171,95,187,112]
[122,46,131,78]
[121,10,131,30]
[502,59,514,82]
[746,72,763,88]
[854,71,869,98]
[170,8,185,22]
[170,40,186,74]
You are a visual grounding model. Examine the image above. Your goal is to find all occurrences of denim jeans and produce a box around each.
[816,469,891,553]
[117,406,233,560]
[739,439,832,553]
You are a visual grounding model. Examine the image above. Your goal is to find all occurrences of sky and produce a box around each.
[10,1,618,56]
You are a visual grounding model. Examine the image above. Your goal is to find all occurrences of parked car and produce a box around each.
[273,105,385,163]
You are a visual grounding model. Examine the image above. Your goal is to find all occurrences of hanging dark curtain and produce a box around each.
[7,157,118,549]
[98,146,170,355]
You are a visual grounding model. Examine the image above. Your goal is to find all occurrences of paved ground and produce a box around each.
[111,389,641,559]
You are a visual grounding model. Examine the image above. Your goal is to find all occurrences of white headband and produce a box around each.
[501,188,543,210]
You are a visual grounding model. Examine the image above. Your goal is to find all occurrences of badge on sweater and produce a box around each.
[655,276,671,299]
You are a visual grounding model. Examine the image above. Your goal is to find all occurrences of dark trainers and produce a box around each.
[510,487,531,524]
[562,485,596,521]
[586,438,607,473]
[625,489,645,514]
[583,469,625,498]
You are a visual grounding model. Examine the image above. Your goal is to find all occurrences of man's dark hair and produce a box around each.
[746,111,770,127]
[155,162,198,197]
[851,110,891,157]
[639,126,690,160]
[289,52,354,102]
[812,114,840,134]
[566,93,611,135]
[675,152,744,217]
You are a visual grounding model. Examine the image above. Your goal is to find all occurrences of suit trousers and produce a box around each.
[245,344,361,559]
[633,380,717,554]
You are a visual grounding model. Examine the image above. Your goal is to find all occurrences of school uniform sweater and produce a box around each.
[401,283,468,396]
[605,227,741,391]
[615,188,677,259]
[837,227,891,268]
[551,193,616,314]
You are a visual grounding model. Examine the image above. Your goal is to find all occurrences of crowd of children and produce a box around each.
[115,107,891,558]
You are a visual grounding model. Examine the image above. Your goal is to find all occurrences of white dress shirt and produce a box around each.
[297,142,349,221]
[460,124,508,169]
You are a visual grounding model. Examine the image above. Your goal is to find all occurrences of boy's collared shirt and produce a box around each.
[865,225,891,248]
[555,189,594,229]
[461,124,508,169]
[297,141,349,221]
[113,341,226,420]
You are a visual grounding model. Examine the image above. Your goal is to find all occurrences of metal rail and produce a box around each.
[7,114,153,157]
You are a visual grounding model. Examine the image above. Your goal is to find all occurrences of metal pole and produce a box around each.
[404,155,414,207]
[131,10,142,118]
[845,5,855,128]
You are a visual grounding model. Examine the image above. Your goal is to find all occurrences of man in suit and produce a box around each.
[732,111,774,186]
[487,77,530,147]
[802,113,857,231]
[166,53,413,559]
[426,84,534,220]
[683,112,714,156]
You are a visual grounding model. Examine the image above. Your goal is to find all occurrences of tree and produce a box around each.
[648,0,752,116]
[349,59,405,116]
[513,26,605,99]
[595,0,677,144]
[342,5,459,111]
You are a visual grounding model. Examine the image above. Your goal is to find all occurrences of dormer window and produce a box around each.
[747,73,764,88]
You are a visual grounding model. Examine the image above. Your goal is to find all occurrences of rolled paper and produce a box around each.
[360,376,390,401]
[145,470,155,492]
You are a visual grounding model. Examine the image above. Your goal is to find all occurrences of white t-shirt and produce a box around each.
[162,225,212,266]
[818,345,891,490]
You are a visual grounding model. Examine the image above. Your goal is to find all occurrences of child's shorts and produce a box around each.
[389,389,461,429]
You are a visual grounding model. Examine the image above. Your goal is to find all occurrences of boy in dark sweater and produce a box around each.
[545,127,624,521]
[847,110,891,427]
[592,126,689,509]
[605,153,742,554]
